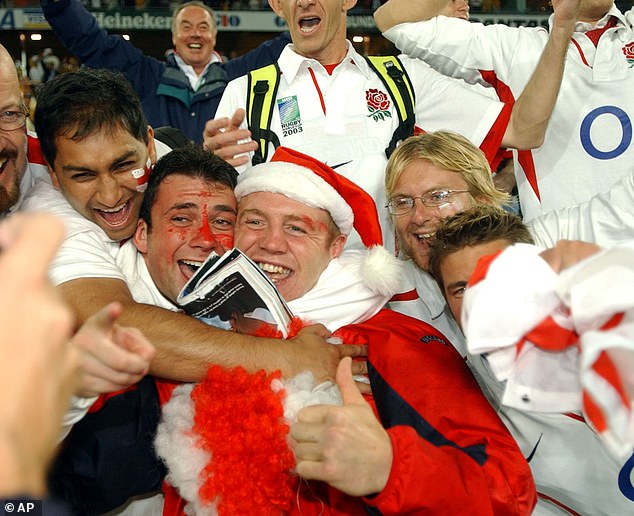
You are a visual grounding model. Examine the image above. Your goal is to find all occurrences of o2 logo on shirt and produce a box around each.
[580,106,632,160]
[618,452,634,501]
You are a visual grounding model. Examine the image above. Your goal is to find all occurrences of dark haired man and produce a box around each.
[123,145,238,309]
[25,67,351,389]
[427,205,535,319]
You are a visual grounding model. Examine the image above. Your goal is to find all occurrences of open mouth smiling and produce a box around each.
[94,201,133,228]
[257,261,292,282]
[179,259,204,278]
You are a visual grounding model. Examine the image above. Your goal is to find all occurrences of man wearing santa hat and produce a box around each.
[56,143,534,514]
[150,146,536,515]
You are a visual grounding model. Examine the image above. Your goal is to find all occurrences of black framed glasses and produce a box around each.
[386,189,470,216]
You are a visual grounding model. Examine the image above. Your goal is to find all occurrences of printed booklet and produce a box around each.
[176,248,294,337]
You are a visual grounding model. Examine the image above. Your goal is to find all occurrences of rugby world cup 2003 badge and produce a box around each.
[278,95,303,137]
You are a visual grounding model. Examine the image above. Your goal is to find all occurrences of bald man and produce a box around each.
[0,44,49,216]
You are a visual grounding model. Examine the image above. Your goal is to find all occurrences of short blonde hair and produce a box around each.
[385,131,510,207]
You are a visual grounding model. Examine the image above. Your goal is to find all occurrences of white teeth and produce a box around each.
[416,233,434,241]
[97,203,126,213]
[258,262,291,275]
[180,259,203,268]
[299,17,319,32]
[189,44,201,49]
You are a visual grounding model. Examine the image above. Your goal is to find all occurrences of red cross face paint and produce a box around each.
[134,174,237,303]
[131,158,153,193]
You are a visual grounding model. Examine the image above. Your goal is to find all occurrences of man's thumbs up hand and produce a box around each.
[290,357,393,496]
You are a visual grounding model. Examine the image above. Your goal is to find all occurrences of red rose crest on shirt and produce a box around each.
[623,42,634,67]
[366,89,392,121]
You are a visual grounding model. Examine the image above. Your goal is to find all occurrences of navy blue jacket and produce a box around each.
[41,0,290,144]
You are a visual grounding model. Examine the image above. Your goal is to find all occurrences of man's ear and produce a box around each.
[147,125,157,165]
[268,0,284,18]
[47,165,60,189]
[330,234,347,259]
[134,219,149,254]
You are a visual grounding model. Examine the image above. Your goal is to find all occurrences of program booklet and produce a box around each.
[176,248,294,337]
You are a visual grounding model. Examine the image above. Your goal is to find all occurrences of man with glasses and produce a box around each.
[384,130,634,514]
[0,44,49,216]
[386,130,634,340]
[385,131,511,354]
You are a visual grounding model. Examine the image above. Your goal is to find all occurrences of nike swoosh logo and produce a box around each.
[329,160,353,170]
[525,433,543,463]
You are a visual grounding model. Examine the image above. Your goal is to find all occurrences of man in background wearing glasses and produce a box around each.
[0,44,49,217]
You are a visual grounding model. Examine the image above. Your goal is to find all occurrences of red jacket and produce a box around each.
[160,309,535,515]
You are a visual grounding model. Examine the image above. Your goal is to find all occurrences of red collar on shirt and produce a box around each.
[585,16,617,47]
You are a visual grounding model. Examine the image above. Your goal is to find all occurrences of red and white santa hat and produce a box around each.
[234,146,384,248]
[234,147,402,297]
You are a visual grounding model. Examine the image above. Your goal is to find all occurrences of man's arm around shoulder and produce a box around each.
[58,277,357,382]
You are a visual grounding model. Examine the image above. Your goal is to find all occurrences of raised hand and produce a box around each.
[202,108,258,167]
[552,0,581,28]
[290,357,393,496]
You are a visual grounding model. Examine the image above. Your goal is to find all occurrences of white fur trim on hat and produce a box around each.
[235,161,354,235]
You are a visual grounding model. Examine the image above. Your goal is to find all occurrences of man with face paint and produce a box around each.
[147,146,535,515]
[24,68,349,385]
[51,146,240,515]
[122,146,239,312]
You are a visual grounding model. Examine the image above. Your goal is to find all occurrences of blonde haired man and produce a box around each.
[386,131,634,514]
